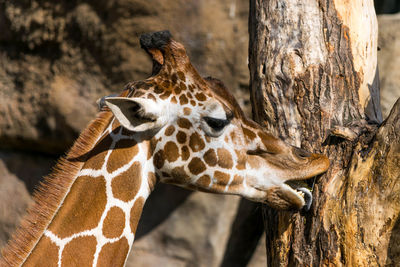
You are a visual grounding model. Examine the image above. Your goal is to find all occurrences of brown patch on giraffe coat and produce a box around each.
[149,138,158,158]
[181,146,190,161]
[188,157,206,175]
[233,174,244,185]
[173,85,181,95]
[189,132,205,152]
[112,161,141,202]
[224,135,230,143]
[217,148,233,169]
[197,175,211,188]
[164,141,179,162]
[174,83,184,94]
[230,131,236,140]
[147,93,156,101]
[133,90,145,97]
[147,172,158,191]
[177,118,192,129]
[177,71,186,82]
[141,82,153,91]
[171,96,177,104]
[248,156,261,169]
[23,235,59,267]
[176,131,187,144]
[183,107,192,115]
[97,237,130,267]
[258,131,281,154]
[179,94,189,105]
[204,149,217,166]
[235,150,247,170]
[61,236,97,266]
[154,85,163,94]
[243,127,257,141]
[190,100,196,106]
[164,125,175,136]
[160,90,171,99]
[145,140,153,160]
[48,176,107,238]
[83,134,113,170]
[162,80,171,89]
[180,82,186,91]
[130,197,145,234]
[171,73,178,84]
[229,130,240,146]
[153,149,165,169]
[102,207,125,238]
[214,170,231,185]
[171,166,190,181]
[195,93,207,101]
[107,138,138,173]
[187,92,193,99]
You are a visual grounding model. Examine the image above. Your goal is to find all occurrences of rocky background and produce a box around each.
[0,1,398,266]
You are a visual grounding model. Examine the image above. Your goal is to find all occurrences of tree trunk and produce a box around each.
[249,0,400,266]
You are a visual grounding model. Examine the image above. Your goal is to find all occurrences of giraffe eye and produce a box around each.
[203,117,230,132]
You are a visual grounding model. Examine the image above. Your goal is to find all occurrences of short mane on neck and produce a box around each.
[0,111,113,266]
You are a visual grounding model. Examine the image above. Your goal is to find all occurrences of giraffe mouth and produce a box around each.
[284,180,313,211]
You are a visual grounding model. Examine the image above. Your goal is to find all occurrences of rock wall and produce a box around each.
[0,0,250,155]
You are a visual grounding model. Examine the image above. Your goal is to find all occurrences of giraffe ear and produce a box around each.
[105,97,167,132]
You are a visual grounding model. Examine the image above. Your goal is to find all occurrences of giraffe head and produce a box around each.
[105,31,329,210]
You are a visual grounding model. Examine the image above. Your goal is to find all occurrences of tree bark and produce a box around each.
[249,0,400,266]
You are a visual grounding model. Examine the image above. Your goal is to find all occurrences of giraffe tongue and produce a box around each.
[285,180,313,211]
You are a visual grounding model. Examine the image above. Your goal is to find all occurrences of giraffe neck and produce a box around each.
[1,111,156,267]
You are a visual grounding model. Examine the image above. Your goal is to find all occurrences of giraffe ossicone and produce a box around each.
[1,30,330,267]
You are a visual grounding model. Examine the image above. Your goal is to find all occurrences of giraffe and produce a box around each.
[0,31,330,267]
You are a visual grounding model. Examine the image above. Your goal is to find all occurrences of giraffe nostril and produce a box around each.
[292,147,312,158]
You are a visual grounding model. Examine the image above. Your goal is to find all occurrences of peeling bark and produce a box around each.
[249,0,399,265]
